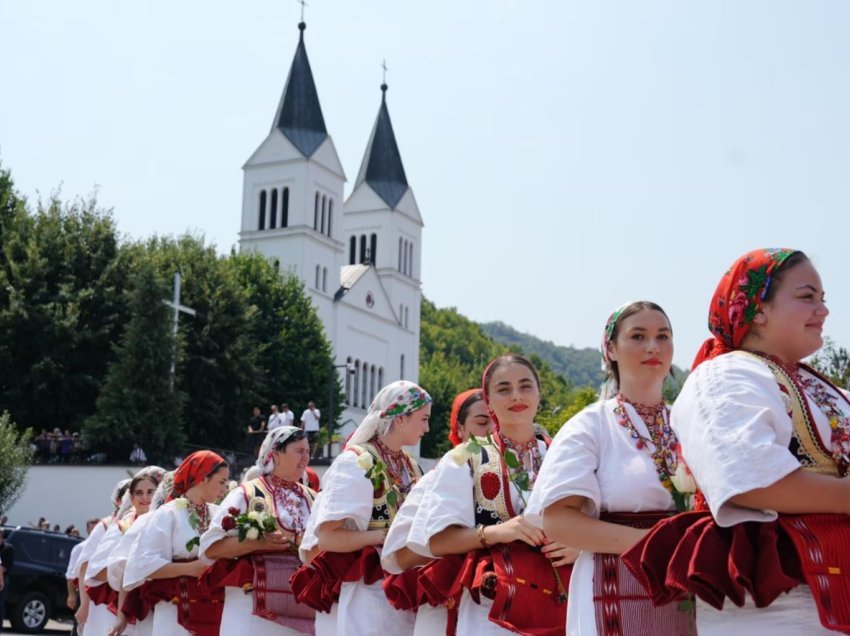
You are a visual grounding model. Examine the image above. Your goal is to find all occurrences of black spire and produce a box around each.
[272,22,328,158]
[355,83,409,209]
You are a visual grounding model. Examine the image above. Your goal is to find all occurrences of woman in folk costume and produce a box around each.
[293,380,432,636]
[106,471,174,636]
[622,248,850,634]
[200,426,317,635]
[524,302,696,635]
[407,354,576,635]
[74,477,132,633]
[381,389,492,635]
[82,466,163,636]
[123,451,229,636]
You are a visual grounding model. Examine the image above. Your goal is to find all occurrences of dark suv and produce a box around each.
[2,526,81,633]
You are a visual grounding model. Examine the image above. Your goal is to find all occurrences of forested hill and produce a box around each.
[480,321,604,388]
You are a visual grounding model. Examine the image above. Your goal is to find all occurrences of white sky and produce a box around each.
[2,0,849,369]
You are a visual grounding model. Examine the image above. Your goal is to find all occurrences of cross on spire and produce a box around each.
[381,59,388,85]
[298,0,308,22]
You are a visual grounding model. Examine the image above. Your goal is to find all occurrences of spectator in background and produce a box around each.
[59,430,73,463]
[52,524,60,533]
[0,514,7,526]
[299,400,321,458]
[1,529,15,634]
[267,404,284,431]
[247,406,266,458]
[129,443,147,465]
[280,403,295,428]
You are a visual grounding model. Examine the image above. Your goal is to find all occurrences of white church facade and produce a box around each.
[238,21,422,437]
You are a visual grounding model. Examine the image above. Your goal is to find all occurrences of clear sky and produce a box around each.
[2,1,848,369]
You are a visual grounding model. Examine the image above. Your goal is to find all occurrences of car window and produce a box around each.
[49,539,74,567]
[11,533,52,565]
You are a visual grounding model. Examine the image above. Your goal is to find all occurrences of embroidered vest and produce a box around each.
[735,351,842,477]
[348,442,423,530]
[241,477,316,533]
[468,436,548,526]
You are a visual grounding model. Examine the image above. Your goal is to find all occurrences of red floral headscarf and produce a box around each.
[448,389,481,447]
[168,450,226,501]
[692,247,798,370]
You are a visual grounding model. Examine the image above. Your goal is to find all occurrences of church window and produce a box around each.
[378,367,384,389]
[258,190,267,230]
[345,357,353,404]
[405,306,409,329]
[370,365,376,402]
[370,234,377,265]
[321,195,327,234]
[281,187,289,227]
[403,240,409,275]
[327,200,333,237]
[408,243,414,278]
[353,359,360,407]
[349,236,356,265]
[359,235,367,264]
[399,303,403,324]
[315,265,320,289]
[314,192,319,230]
[270,188,278,229]
[398,237,403,271]
[361,360,368,407]
[322,267,327,292]
[400,354,405,380]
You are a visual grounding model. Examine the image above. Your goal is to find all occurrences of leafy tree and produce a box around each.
[83,261,185,461]
[809,337,850,389]
[0,411,33,513]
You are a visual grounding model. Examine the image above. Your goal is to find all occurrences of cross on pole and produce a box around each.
[381,59,388,85]
[162,271,196,388]
[298,0,308,22]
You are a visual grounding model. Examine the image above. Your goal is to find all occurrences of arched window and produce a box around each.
[322,267,327,292]
[353,359,360,407]
[370,365,376,402]
[314,192,319,230]
[258,190,267,230]
[398,237,403,271]
[315,265,320,289]
[361,361,368,407]
[378,367,384,390]
[403,240,409,275]
[320,195,326,234]
[345,356,353,404]
[281,187,289,227]
[359,235,367,264]
[327,200,333,237]
[408,243,414,278]
[269,188,278,229]
[400,354,405,380]
[405,306,409,328]
[370,234,377,265]
[399,303,404,324]
[349,236,356,265]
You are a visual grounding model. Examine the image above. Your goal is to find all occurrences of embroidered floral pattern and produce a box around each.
[379,386,432,419]
[799,375,850,475]
[266,475,309,535]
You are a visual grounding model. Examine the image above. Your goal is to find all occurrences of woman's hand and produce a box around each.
[107,612,129,636]
[258,530,293,552]
[368,529,387,547]
[486,516,545,547]
[75,599,89,627]
[184,559,208,578]
[540,539,580,567]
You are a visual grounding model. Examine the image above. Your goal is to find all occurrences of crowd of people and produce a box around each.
[57,247,849,635]
[31,428,87,464]
[248,402,323,459]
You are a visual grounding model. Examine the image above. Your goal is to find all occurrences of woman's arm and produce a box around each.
[430,516,546,557]
[315,519,385,553]
[204,531,293,560]
[393,547,432,571]
[542,495,647,555]
[148,559,207,579]
[730,468,850,514]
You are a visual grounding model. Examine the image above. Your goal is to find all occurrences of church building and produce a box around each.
[238,21,423,437]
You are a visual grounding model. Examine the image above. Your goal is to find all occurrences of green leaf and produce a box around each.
[503,450,520,469]
[238,526,247,542]
[514,471,530,492]
[386,489,398,509]
[466,438,482,454]
[185,536,200,552]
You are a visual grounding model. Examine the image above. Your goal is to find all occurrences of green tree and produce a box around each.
[83,261,185,461]
[810,337,850,389]
[0,411,34,513]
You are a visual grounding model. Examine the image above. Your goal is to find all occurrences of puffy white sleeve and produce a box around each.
[107,513,153,591]
[84,522,123,586]
[381,469,437,574]
[525,405,603,528]
[66,542,85,580]
[77,520,108,568]
[299,451,373,560]
[199,487,246,563]
[671,353,802,527]
[407,455,475,559]
[123,505,177,590]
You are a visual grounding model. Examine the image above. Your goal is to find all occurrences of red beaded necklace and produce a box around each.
[614,394,678,493]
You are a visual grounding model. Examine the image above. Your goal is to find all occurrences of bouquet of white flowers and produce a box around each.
[220,496,277,541]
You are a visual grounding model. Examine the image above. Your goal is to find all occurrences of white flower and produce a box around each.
[356,453,374,471]
[447,443,476,467]
[173,498,188,510]
[248,510,262,522]
[245,527,259,540]
[670,462,696,494]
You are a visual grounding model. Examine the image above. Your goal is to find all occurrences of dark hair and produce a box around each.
[205,461,229,480]
[483,354,541,397]
[605,301,672,388]
[762,251,809,304]
[457,390,485,425]
[129,473,161,494]
[274,430,307,452]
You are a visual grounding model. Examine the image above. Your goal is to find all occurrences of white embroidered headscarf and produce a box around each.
[150,471,175,512]
[346,380,432,448]
[256,426,303,475]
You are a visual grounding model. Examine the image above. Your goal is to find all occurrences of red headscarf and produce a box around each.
[692,247,798,370]
[168,450,226,501]
[448,389,482,447]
